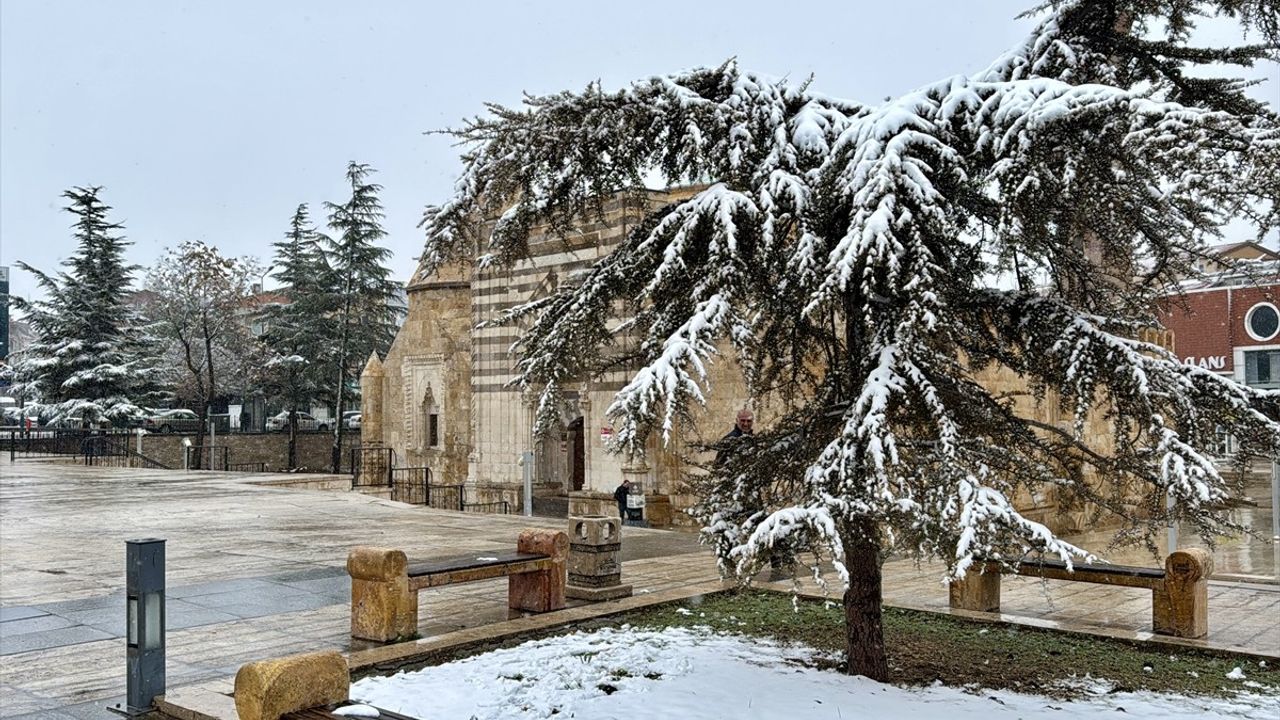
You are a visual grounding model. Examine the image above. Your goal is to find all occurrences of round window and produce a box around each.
[1246,302,1280,341]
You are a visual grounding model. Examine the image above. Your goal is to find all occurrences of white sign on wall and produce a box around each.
[1183,355,1227,370]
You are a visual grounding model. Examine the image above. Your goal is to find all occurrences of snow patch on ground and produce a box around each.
[351,627,1278,719]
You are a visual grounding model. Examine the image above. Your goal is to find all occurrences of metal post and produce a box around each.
[209,418,216,467]
[124,538,165,715]
[521,450,534,517]
[1271,458,1279,542]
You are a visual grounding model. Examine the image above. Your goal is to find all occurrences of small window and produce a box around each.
[428,413,439,447]
[1245,302,1279,341]
[1244,349,1280,388]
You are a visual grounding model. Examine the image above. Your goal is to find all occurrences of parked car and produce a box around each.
[343,411,361,430]
[266,411,328,432]
[143,409,202,434]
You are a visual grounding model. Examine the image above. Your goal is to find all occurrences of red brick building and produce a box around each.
[1157,243,1280,389]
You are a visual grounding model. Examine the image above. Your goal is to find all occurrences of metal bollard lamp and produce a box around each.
[124,538,166,715]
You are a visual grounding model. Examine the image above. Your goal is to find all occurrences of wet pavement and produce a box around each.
[1,457,1276,719]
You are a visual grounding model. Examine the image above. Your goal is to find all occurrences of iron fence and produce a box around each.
[80,435,172,469]
[350,445,395,486]
[390,466,432,504]
[185,445,230,471]
[4,428,133,460]
[463,500,511,515]
[228,461,267,473]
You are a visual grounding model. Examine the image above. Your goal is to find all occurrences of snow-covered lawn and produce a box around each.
[351,626,1277,719]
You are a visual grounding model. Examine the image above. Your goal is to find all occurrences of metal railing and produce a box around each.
[4,428,133,461]
[80,435,172,470]
[350,445,395,486]
[463,500,511,515]
[185,445,230,471]
[228,461,267,473]
[390,466,432,504]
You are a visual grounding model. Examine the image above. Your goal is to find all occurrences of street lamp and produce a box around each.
[124,538,165,715]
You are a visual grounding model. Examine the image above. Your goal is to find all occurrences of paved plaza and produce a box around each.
[1,458,1277,719]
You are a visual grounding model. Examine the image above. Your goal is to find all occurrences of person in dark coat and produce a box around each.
[715,408,754,465]
[614,479,632,521]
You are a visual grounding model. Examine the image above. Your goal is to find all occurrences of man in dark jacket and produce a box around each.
[715,409,754,465]
[614,479,631,522]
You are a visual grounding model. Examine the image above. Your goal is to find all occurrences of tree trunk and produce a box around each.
[287,407,298,470]
[331,284,354,473]
[842,517,888,681]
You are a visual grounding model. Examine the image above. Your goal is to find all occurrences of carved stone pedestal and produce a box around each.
[566,515,633,601]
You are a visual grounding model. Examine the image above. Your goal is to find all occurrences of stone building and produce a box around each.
[362,189,1142,532]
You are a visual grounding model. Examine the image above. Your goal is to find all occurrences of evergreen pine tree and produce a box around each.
[11,187,162,425]
[263,204,336,468]
[419,0,1280,679]
[324,162,404,471]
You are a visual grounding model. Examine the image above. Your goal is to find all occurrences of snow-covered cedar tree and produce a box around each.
[263,203,337,468]
[143,240,261,465]
[10,187,163,425]
[419,0,1280,679]
[323,162,404,471]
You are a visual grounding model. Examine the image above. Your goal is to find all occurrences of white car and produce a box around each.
[266,411,328,432]
[344,412,361,430]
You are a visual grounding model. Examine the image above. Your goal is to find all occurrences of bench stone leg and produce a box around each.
[510,529,569,613]
[347,547,418,642]
[1153,548,1213,638]
[234,650,348,720]
[949,565,1001,613]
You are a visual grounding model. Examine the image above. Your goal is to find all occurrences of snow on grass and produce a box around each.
[351,627,1278,719]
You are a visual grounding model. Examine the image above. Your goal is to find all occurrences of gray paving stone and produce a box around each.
[0,613,76,636]
[166,599,241,630]
[269,565,349,583]
[0,606,49,622]
[9,711,80,720]
[189,590,340,619]
[0,624,115,656]
[166,578,282,599]
[276,575,349,596]
[35,594,124,615]
[57,695,129,719]
[57,606,125,637]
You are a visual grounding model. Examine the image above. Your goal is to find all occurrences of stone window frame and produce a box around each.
[1244,301,1280,342]
[421,385,442,450]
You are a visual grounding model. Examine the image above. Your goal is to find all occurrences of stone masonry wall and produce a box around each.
[139,431,357,472]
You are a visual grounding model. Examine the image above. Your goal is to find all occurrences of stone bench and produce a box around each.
[233,649,418,720]
[949,548,1214,638]
[347,529,568,642]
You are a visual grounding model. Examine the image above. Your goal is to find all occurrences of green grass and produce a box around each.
[352,588,1276,701]
[602,589,1278,700]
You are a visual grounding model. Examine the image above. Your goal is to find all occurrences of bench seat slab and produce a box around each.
[409,555,554,591]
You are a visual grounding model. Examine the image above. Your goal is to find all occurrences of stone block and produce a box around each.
[566,583,634,601]
[234,650,348,720]
[1153,548,1213,638]
[644,494,673,527]
[948,565,1001,613]
[568,551,621,578]
[347,547,417,642]
[509,529,568,613]
[570,515,621,546]
[346,546,407,582]
[566,515,632,601]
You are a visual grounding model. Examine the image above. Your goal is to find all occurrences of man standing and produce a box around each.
[716,408,754,465]
[614,479,631,522]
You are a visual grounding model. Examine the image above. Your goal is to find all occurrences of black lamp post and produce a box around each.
[125,538,165,715]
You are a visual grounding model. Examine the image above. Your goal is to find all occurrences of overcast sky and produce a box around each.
[2,1,1276,303]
